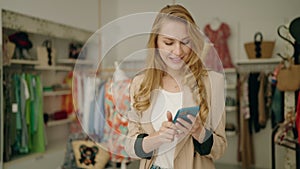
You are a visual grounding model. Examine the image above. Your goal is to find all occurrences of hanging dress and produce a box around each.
[204,22,234,68]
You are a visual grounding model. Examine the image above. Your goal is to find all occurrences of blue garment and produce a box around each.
[94,81,106,142]
[271,87,284,127]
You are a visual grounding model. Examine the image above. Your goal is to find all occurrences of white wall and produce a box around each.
[100,0,300,65]
[0,0,99,32]
[100,1,300,169]
[0,0,99,52]
[100,0,174,67]
[177,0,300,62]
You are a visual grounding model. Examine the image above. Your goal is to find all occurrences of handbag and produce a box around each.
[3,38,15,65]
[277,58,300,91]
[244,32,275,59]
[37,40,56,66]
[72,139,110,169]
[37,46,56,66]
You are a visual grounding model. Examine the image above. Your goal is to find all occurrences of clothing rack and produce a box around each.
[271,125,300,169]
[236,59,299,168]
[271,90,299,169]
[74,63,137,169]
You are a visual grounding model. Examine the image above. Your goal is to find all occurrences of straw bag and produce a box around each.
[3,38,15,65]
[72,140,110,169]
[37,40,56,66]
[277,58,300,91]
[244,32,275,59]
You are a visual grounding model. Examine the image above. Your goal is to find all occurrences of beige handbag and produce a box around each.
[36,46,56,66]
[3,38,16,65]
[277,58,300,91]
[72,140,110,169]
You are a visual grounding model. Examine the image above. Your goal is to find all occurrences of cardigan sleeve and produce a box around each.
[206,111,227,160]
[192,112,227,159]
[193,129,213,155]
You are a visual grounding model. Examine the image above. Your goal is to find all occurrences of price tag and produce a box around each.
[12,103,18,113]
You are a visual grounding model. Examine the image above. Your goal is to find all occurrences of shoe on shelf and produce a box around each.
[225,123,237,136]
[225,97,236,107]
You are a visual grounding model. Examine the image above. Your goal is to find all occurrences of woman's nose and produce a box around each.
[172,42,183,56]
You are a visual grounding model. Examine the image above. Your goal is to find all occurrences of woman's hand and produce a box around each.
[156,111,178,143]
[143,111,178,153]
[175,115,205,142]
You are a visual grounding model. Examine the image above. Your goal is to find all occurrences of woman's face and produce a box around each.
[157,19,192,71]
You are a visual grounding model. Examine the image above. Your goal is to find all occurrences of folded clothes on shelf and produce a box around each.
[225,97,236,106]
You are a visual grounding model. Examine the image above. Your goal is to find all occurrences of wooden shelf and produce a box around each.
[226,131,237,137]
[225,106,237,112]
[10,59,40,65]
[46,117,74,127]
[226,84,236,90]
[236,58,281,73]
[2,10,91,169]
[43,90,71,96]
[224,68,237,74]
[56,58,94,65]
[35,65,72,71]
[2,9,92,42]
[236,58,281,64]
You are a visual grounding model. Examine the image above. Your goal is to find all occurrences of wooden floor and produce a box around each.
[215,163,267,169]
[106,161,268,169]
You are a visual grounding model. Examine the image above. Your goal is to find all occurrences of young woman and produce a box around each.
[125,4,227,169]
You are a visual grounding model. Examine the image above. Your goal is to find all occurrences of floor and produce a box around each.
[106,160,267,169]
[215,163,266,169]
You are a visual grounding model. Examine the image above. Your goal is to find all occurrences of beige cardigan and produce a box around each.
[125,71,227,169]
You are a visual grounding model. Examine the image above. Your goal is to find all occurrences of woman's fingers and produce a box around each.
[159,128,177,142]
[166,111,173,122]
[187,115,197,124]
[176,117,192,130]
[159,121,178,142]
[175,115,201,135]
[162,121,177,130]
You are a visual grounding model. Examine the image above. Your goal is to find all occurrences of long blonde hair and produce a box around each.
[133,4,209,123]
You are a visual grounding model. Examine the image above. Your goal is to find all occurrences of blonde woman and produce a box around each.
[125,4,227,169]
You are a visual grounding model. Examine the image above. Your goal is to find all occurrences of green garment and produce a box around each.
[25,73,33,151]
[31,75,46,153]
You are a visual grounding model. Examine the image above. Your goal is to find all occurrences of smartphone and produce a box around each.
[173,106,200,124]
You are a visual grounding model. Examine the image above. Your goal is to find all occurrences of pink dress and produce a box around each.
[204,22,234,68]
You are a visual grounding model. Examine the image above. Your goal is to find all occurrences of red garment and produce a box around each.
[204,22,234,68]
[296,91,300,144]
[62,71,74,115]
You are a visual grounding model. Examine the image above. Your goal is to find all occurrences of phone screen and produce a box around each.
[173,106,200,124]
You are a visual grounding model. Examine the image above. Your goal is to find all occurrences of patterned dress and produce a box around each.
[103,79,132,162]
[204,22,234,68]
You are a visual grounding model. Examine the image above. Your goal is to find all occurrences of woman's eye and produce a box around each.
[164,41,173,45]
[181,40,190,45]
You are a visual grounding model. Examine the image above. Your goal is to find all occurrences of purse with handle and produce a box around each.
[244,32,275,59]
[276,57,300,91]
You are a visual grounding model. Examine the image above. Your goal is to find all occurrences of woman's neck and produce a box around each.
[162,69,184,92]
[165,68,184,81]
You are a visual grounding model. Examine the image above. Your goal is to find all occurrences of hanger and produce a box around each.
[209,17,222,31]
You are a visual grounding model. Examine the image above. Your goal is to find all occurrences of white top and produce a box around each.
[151,89,183,169]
